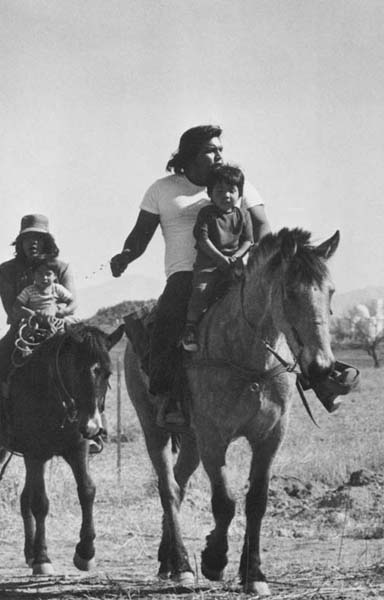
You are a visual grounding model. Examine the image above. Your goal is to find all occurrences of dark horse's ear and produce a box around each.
[107,324,126,350]
[314,230,340,260]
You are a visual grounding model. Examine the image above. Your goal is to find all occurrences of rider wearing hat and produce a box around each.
[0,214,76,385]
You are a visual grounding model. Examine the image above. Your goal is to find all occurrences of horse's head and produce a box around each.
[257,228,339,384]
[55,324,125,439]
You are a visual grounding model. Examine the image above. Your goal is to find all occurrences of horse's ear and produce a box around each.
[107,324,125,350]
[314,230,340,260]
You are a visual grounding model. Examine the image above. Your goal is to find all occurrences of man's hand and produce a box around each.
[110,250,131,277]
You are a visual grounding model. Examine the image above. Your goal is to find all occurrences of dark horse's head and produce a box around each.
[32,323,125,442]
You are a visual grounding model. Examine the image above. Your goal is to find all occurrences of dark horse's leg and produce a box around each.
[199,434,236,582]
[239,429,284,596]
[157,429,200,580]
[21,456,54,574]
[63,441,96,571]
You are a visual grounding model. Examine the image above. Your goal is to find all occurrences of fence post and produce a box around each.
[116,358,121,484]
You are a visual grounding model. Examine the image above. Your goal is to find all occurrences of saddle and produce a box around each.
[123,301,157,376]
[123,301,192,428]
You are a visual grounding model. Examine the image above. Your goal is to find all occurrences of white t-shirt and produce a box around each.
[140,173,264,278]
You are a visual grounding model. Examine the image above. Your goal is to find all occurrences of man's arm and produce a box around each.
[110,210,160,277]
[247,205,271,242]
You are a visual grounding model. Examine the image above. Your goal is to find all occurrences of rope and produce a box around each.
[11,315,64,368]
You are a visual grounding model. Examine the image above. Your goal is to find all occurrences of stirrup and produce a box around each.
[181,324,199,352]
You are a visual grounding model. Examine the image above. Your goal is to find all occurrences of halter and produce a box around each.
[239,274,320,426]
[53,334,78,426]
[53,334,109,430]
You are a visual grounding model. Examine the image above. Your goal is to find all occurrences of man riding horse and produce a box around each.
[110,124,270,429]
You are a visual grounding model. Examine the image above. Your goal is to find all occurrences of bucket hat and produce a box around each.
[18,214,50,236]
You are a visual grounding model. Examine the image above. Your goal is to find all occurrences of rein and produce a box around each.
[186,356,288,393]
[53,335,78,426]
[238,274,319,427]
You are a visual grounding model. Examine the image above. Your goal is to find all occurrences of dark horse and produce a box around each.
[124,228,339,595]
[0,322,124,575]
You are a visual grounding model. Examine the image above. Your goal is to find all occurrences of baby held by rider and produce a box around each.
[12,258,77,325]
[182,164,254,352]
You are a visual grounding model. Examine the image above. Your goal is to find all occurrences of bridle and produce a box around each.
[53,334,109,430]
[239,274,320,426]
[53,334,79,426]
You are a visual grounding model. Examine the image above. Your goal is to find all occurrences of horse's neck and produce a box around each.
[201,266,285,370]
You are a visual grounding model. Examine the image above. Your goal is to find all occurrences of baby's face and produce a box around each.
[211,181,240,213]
[34,267,56,289]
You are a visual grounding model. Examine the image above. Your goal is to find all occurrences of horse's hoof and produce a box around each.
[243,580,271,596]
[171,570,195,588]
[201,561,224,581]
[158,570,171,580]
[73,552,96,571]
[32,562,54,575]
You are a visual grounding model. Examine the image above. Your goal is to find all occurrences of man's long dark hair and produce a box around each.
[166,125,222,174]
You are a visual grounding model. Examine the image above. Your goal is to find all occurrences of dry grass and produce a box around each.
[0,344,383,598]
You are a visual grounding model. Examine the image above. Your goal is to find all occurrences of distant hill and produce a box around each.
[76,274,164,320]
[86,298,156,331]
[333,286,384,316]
[81,282,384,330]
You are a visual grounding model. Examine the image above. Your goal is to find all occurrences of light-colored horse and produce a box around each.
[124,228,339,595]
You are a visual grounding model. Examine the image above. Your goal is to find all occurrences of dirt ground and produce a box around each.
[0,465,383,599]
[0,347,383,599]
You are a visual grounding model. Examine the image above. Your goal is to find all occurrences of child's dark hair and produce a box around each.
[206,164,244,198]
[31,257,59,275]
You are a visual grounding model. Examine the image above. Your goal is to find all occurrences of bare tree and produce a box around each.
[331,299,384,368]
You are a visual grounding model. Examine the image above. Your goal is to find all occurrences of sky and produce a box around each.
[1,0,384,324]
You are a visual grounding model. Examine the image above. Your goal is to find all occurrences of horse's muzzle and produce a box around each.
[79,410,103,439]
[306,360,335,385]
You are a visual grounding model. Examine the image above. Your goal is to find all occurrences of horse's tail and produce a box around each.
[171,433,181,454]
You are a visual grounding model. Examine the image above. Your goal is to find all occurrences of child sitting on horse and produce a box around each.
[13,257,77,328]
[182,164,254,352]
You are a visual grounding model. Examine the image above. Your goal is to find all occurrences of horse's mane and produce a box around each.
[29,323,111,370]
[247,227,329,286]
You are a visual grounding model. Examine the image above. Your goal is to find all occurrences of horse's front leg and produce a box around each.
[63,441,96,571]
[158,429,200,581]
[145,426,195,586]
[21,456,53,575]
[239,430,284,597]
[199,435,235,582]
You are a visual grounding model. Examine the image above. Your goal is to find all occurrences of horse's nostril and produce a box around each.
[307,361,334,384]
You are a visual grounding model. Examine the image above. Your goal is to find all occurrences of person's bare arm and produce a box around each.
[247,205,271,242]
[56,297,77,318]
[12,298,34,322]
[110,210,160,277]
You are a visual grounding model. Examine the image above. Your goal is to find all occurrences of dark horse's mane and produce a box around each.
[27,323,112,372]
[247,227,329,287]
